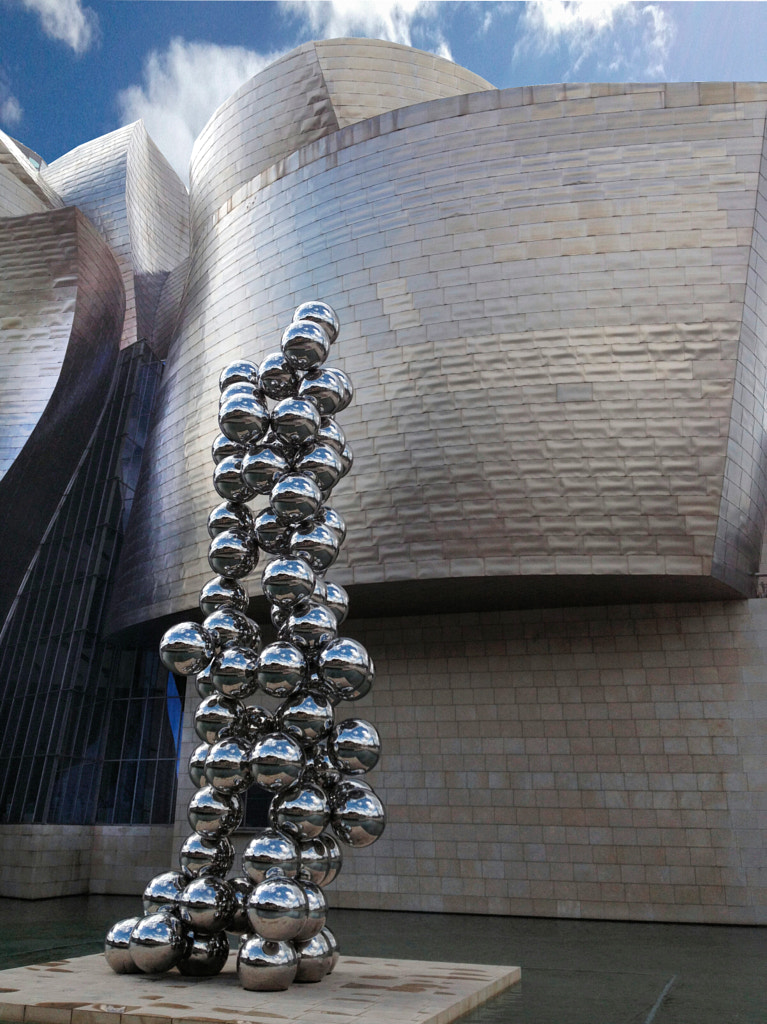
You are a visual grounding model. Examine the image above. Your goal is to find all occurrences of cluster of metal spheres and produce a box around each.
[105,302,384,991]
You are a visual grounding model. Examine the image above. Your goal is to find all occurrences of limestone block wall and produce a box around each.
[322,598,767,925]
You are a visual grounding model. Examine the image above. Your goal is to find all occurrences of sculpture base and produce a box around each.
[0,952,520,1024]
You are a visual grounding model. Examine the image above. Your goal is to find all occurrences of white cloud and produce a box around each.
[516,0,674,79]
[0,90,22,127]
[282,0,452,59]
[117,39,283,183]
[20,0,98,55]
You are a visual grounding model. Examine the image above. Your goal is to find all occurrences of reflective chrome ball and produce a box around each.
[211,433,246,466]
[242,827,301,884]
[247,874,308,941]
[256,641,306,698]
[209,642,259,699]
[321,924,340,973]
[298,368,347,418]
[294,931,333,983]
[212,455,255,502]
[248,731,305,792]
[199,576,248,616]
[187,786,243,839]
[179,833,235,880]
[277,691,335,748]
[194,694,242,744]
[294,879,327,941]
[218,390,269,445]
[294,443,344,494]
[281,319,331,371]
[259,351,299,401]
[177,930,229,977]
[178,876,235,934]
[270,782,330,841]
[318,638,374,701]
[254,506,291,555]
[293,300,339,344]
[329,718,381,775]
[188,742,210,787]
[330,782,386,847]
[271,397,321,448]
[237,935,298,991]
[205,736,252,794]
[207,501,253,540]
[316,506,346,545]
[234,704,274,744]
[261,559,316,610]
[219,359,260,392]
[129,913,188,974]
[317,416,345,454]
[288,521,340,574]
[105,917,142,974]
[270,473,323,525]
[159,622,215,676]
[203,607,260,650]
[208,528,257,579]
[242,445,290,494]
[227,875,254,934]
[324,581,349,625]
[286,603,338,653]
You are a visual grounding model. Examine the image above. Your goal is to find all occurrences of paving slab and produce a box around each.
[0,953,520,1024]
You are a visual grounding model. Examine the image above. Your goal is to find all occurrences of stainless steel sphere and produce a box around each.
[178,876,235,934]
[277,691,335,748]
[227,875,254,934]
[298,837,330,887]
[329,718,381,775]
[286,603,338,653]
[194,693,243,744]
[330,782,386,847]
[128,913,188,974]
[270,782,330,841]
[188,742,210,787]
[321,925,340,973]
[177,930,229,976]
[220,381,260,406]
[261,559,316,609]
[294,879,327,941]
[208,528,257,579]
[254,506,291,555]
[271,397,321,448]
[159,622,215,676]
[294,443,344,494]
[294,931,333,983]
[187,785,243,839]
[303,739,343,791]
[211,433,246,465]
[179,833,235,880]
[237,935,298,991]
[339,443,353,476]
[316,506,346,545]
[203,607,260,650]
[288,521,340,574]
[256,640,306,697]
[219,359,260,392]
[317,416,345,454]
[205,736,252,794]
[270,473,323,525]
[209,642,259,699]
[248,731,305,792]
[322,833,343,886]
[195,661,216,699]
[218,390,269,445]
[293,300,339,344]
[318,638,374,702]
[199,576,248,616]
[234,704,274,744]
[281,319,331,371]
[258,351,298,401]
[207,501,253,540]
[104,917,142,974]
[212,455,255,502]
[242,444,290,494]
[242,827,301,883]
[298,368,347,418]
[323,581,349,625]
[247,874,308,941]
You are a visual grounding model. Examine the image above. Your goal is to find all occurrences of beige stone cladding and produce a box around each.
[112,79,767,631]
[324,599,767,925]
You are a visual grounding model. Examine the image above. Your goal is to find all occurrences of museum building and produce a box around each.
[0,38,765,925]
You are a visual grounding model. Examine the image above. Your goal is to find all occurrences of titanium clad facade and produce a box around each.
[44,121,190,354]
[113,80,767,634]
[0,130,62,217]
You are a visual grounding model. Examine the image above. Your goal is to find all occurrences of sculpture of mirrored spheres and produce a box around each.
[108,302,384,991]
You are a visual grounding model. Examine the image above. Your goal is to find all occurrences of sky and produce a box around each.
[2,1,767,184]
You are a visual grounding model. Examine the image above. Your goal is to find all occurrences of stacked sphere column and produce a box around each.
[104,302,385,991]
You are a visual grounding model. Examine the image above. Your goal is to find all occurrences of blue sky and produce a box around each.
[2,1,767,183]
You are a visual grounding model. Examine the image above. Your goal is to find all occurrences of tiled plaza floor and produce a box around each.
[0,896,764,1023]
